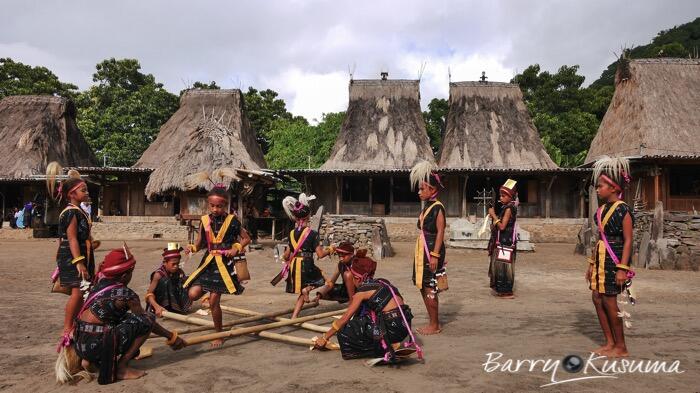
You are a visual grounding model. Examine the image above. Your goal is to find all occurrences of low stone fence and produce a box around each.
[319,215,393,258]
[635,207,700,270]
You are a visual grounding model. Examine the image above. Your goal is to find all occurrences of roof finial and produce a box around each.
[479,71,488,83]
[380,71,389,80]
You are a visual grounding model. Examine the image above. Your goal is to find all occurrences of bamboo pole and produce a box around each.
[154,302,320,337]
[219,305,332,333]
[184,309,345,346]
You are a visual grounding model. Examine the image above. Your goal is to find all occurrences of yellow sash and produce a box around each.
[594,201,623,291]
[289,227,311,294]
[414,200,444,289]
[183,214,237,294]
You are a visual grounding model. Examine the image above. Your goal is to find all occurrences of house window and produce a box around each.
[392,176,419,203]
[342,177,369,202]
[669,166,700,196]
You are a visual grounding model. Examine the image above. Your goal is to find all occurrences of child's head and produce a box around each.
[282,193,315,223]
[595,177,618,200]
[410,161,443,201]
[162,243,183,273]
[417,182,438,202]
[207,187,229,216]
[499,179,517,205]
[335,242,355,264]
[46,162,88,204]
[64,178,89,203]
[593,156,631,202]
[99,245,136,284]
[349,255,377,285]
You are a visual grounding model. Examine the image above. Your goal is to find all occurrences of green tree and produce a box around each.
[0,58,78,99]
[76,58,178,166]
[512,64,602,167]
[422,98,448,153]
[265,112,345,169]
[179,81,220,95]
[244,87,296,154]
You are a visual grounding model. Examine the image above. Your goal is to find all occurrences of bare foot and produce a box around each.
[592,344,614,355]
[117,367,146,380]
[497,293,515,299]
[605,347,629,358]
[210,338,225,348]
[417,325,442,335]
[301,288,311,303]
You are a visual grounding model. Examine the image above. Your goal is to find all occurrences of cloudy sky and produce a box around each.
[2,0,698,121]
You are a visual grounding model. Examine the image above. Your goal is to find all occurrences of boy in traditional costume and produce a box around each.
[410,161,447,335]
[278,193,336,318]
[586,156,635,358]
[183,171,251,348]
[46,162,100,348]
[313,258,421,363]
[487,179,518,298]
[58,246,185,385]
[311,241,372,304]
[145,243,192,316]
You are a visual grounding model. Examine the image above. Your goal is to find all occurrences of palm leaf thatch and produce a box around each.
[585,58,700,164]
[321,79,435,170]
[0,96,96,178]
[437,82,557,170]
[137,89,266,199]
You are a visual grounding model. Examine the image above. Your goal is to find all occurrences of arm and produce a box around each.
[314,291,371,349]
[145,273,165,317]
[226,227,251,257]
[185,224,205,255]
[66,215,88,279]
[496,208,511,231]
[315,244,335,259]
[429,209,446,272]
[615,212,634,286]
[127,298,184,349]
[325,268,341,287]
[342,270,356,298]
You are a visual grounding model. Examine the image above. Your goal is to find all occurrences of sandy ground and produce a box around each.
[0,238,698,393]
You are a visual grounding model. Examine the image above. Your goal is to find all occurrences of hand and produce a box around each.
[615,269,627,287]
[585,265,592,283]
[170,337,186,350]
[76,262,88,280]
[91,240,101,250]
[184,246,192,256]
[429,256,438,273]
[313,337,328,350]
[155,306,165,318]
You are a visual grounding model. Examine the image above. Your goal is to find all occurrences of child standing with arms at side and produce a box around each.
[587,156,635,358]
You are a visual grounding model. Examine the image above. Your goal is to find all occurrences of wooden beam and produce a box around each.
[335,176,342,214]
[126,182,131,216]
[368,177,373,215]
[389,176,394,215]
[461,175,469,218]
[544,175,557,219]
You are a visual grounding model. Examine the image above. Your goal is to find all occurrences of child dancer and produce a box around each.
[587,156,635,357]
[279,193,335,318]
[184,184,251,348]
[312,242,372,304]
[410,161,446,335]
[46,163,97,347]
[145,243,192,316]
[487,179,518,298]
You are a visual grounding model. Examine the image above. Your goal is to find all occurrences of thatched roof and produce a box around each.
[438,82,557,170]
[0,95,96,178]
[136,89,266,198]
[320,79,435,170]
[585,58,700,164]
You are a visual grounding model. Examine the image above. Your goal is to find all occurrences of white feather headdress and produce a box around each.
[410,161,437,191]
[592,156,631,189]
[282,193,316,220]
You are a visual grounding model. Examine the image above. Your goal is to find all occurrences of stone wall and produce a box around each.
[636,209,700,271]
[91,221,188,242]
[319,215,393,258]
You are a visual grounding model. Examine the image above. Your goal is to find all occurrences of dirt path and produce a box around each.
[0,239,697,392]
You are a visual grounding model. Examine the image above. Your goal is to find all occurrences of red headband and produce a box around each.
[349,257,377,280]
[162,249,182,260]
[599,174,622,192]
[99,248,136,279]
[499,186,515,198]
[67,180,86,195]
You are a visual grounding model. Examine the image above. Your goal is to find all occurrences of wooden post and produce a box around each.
[545,176,556,219]
[126,182,131,216]
[335,176,342,214]
[461,175,469,218]
[368,177,373,215]
[579,178,586,218]
[654,173,660,205]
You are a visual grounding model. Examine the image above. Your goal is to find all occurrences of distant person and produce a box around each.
[15,208,25,229]
[109,200,122,216]
[245,203,260,244]
[9,208,19,228]
[80,200,92,218]
[23,201,32,228]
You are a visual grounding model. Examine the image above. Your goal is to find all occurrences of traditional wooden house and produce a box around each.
[585,58,700,212]
[287,77,435,217]
[0,95,96,219]
[437,81,589,218]
[134,89,274,217]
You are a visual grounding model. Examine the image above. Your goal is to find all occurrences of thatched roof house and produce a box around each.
[0,95,96,178]
[136,89,267,199]
[584,58,700,213]
[585,58,700,163]
[321,79,435,170]
[438,81,557,170]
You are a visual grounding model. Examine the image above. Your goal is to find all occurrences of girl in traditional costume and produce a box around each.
[312,241,372,304]
[184,171,251,348]
[46,163,99,347]
[279,193,336,318]
[145,243,192,316]
[57,246,185,385]
[487,179,518,298]
[586,156,635,358]
[410,161,446,335]
[313,258,420,362]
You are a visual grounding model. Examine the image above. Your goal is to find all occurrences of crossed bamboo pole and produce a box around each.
[220,304,331,333]
[159,306,345,349]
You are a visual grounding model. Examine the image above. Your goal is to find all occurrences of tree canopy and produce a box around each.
[0,58,78,99]
[265,112,344,169]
